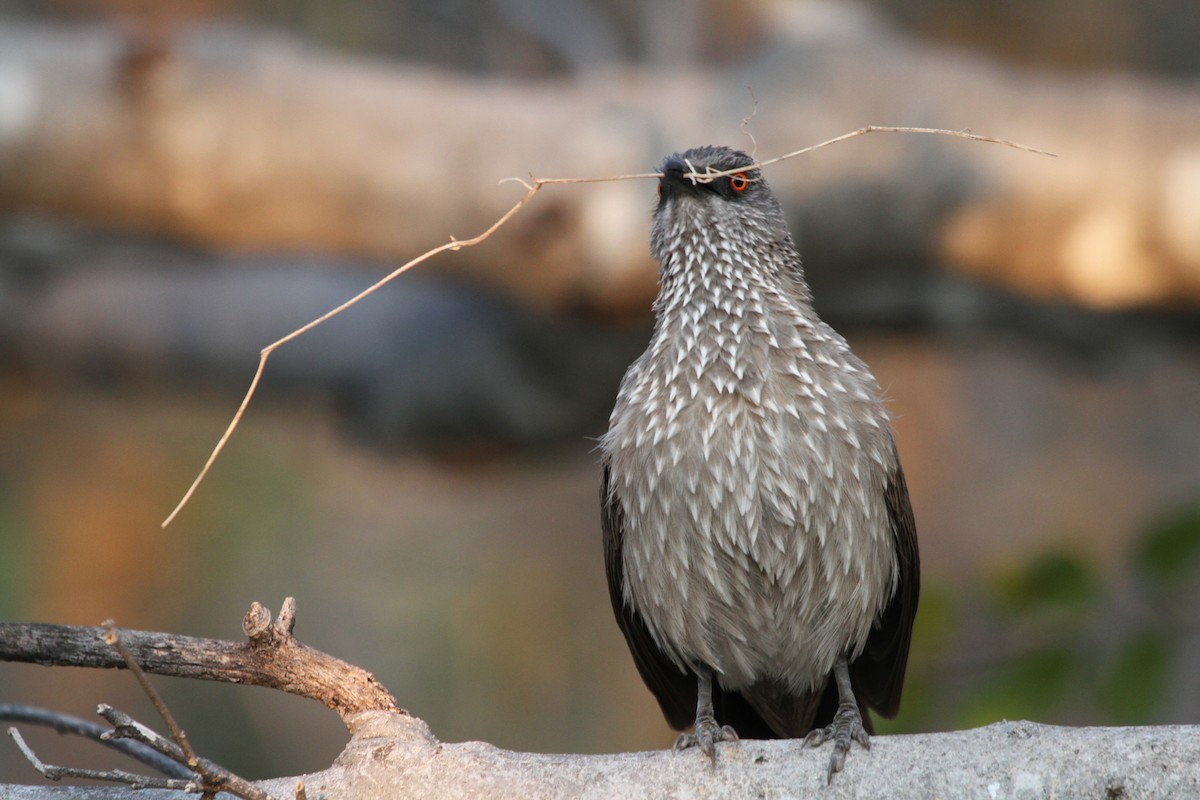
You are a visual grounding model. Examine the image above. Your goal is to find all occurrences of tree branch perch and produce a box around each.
[0,600,400,728]
[3,608,1197,797]
[7,713,1198,799]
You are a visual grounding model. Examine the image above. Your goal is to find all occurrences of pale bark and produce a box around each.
[0,618,399,726]
[4,713,1199,799]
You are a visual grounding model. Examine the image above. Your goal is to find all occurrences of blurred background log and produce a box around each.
[1,6,1199,313]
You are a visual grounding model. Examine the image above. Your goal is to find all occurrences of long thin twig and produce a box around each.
[766,124,1056,162]
[683,125,1057,183]
[103,622,198,769]
[160,182,541,527]
[161,126,1052,527]
[159,169,664,528]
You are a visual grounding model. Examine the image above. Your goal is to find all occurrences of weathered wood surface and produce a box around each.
[4,713,1199,799]
[0,613,399,724]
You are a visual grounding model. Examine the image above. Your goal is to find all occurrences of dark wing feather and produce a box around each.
[600,461,695,730]
[851,460,920,718]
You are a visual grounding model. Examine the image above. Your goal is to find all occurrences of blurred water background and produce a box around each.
[1,0,1199,785]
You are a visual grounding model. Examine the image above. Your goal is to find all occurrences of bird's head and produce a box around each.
[649,145,793,268]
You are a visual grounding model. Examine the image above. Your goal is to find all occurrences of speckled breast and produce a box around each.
[603,263,899,693]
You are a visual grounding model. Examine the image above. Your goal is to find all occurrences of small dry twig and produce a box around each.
[7,707,276,798]
[103,622,197,768]
[98,705,275,800]
[0,704,193,778]
[1,608,356,798]
[7,726,200,792]
[740,87,759,157]
[161,125,1053,527]
[104,621,275,800]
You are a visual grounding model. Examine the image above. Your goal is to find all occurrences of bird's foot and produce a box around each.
[803,702,870,783]
[673,716,738,763]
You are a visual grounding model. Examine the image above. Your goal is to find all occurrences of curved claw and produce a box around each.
[804,703,870,783]
[674,720,738,762]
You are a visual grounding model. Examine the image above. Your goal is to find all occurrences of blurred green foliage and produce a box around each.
[1100,631,1170,725]
[1133,505,1200,587]
[884,500,1200,734]
[991,549,1100,618]
[961,647,1075,728]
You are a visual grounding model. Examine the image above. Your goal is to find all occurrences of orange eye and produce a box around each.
[729,172,749,192]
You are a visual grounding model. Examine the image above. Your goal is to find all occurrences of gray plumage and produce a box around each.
[600,145,919,776]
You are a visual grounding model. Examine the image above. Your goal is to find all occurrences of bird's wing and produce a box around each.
[600,461,696,731]
[852,458,921,718]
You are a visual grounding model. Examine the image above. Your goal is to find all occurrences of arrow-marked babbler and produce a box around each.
[600,145,920,781]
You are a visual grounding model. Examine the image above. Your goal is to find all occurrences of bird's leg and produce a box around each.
[672,667,738,762]
[804,656,871,782]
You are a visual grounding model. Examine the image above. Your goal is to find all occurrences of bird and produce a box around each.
[599,145,919,781]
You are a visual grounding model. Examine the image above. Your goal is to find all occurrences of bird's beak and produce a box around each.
[658,157,699,200]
